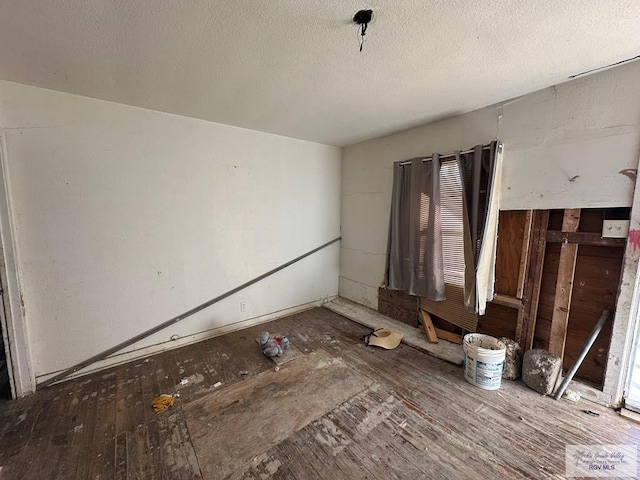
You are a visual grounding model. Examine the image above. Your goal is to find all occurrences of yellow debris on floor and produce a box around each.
[152,394,175,413]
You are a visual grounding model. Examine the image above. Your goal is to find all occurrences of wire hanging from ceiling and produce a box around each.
[353,9,373,52]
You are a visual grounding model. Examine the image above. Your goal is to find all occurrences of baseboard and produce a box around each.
[620,407,640,424]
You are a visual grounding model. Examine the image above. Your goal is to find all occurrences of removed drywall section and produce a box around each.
[340,60,640,309]
[533,209,626,387]
[0,80,341,384]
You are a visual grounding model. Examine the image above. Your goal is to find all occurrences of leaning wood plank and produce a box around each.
[518,210,549,349]
[420,309,438,343]
[548,209,581,358]
[516,210,534,298]
[434,328,463,345]
[324,297,464,365]
[183,349,373,480]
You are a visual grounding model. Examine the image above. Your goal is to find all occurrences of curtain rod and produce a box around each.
[398,145,493,166]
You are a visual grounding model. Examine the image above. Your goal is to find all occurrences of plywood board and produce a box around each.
[494,210,529,297]
[184,350,374,479]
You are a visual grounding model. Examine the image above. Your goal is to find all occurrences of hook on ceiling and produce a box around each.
[353,9,373,52]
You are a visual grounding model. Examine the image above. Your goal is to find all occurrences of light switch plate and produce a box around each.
[602,220,629,238]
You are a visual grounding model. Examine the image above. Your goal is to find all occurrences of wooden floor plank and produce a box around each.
[85,373,115,479]
[17,388,68,479]
[287,429,351,480]
[184,349,373,479]
[290,417,383,480]
[72,377,102,480]
[0,306,639,480]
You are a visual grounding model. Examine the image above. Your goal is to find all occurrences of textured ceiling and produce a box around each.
[1,1,639,146]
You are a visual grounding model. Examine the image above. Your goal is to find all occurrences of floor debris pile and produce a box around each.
[258,331,290,357]
[151,394,176,413]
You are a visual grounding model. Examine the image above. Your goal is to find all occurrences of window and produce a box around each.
[439,160,466,288]
[419,159,478,331]
[386,141,501,323]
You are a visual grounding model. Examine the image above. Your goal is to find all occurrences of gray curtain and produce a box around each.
[386,141,498,312]
[385,155,445,301]
[457,141,498,312]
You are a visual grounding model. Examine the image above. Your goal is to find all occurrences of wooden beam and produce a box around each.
[546,230,626,247]
[434,328,463,345]
[420,310,439,344]
[517,210,549,349]
[491,293,523,310]
[548,209,581,359]
[516,210,533,299]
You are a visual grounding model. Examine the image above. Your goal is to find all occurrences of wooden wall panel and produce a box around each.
[494,210,528,297]
[479,210,531,342]
[562,246,623,386]
[533,244,560,351]
[578,209,607,233]
[547,209,564,231]
[378,288,419,327]
[534,227,624,386]
[477,303,518,340]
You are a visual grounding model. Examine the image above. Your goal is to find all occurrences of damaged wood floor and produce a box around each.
[1,307,639,479]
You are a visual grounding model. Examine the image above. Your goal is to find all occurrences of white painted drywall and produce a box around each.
[0,81,341,385]
[0,133,34,396]
[340,61,640,308]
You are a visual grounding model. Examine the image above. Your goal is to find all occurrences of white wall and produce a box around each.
[0,81,341,386]
[340,61,640,308]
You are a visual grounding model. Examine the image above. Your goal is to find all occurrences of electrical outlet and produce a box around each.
[240,301,247,312]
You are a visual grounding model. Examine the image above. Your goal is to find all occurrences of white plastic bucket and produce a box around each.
[463,334,505,390]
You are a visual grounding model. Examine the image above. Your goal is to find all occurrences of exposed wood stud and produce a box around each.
[546,230,626,247]
[491,293,523,310]
[420,309,439,343]
[518,210,549,349]
[548,209,581,359]
[516,210,534,299]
